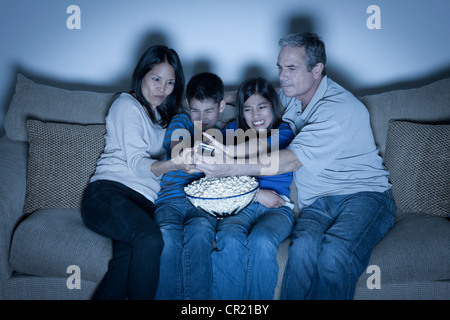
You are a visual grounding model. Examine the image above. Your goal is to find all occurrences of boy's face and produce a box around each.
[188,98,224,131]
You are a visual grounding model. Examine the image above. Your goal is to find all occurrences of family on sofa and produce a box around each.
[2,30,448,300]
[79,32,396,300]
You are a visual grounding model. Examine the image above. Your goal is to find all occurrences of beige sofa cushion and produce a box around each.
[360,77,450,157]
[384,120,450,217]
[24,120,106,214]
[4,74,114,142]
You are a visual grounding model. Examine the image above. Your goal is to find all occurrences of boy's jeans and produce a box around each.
[155,198,222,300]
[155,197,192,299]
[282,189,395,300]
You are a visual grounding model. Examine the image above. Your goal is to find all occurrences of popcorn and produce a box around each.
[185,176,259,218]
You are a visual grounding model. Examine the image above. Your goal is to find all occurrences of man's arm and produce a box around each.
[224,90,237,105]
[195,148,302,177]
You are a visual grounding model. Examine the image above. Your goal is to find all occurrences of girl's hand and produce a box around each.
[256,189,286,208]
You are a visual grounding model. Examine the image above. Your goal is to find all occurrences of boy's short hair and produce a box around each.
[186,72,224,105]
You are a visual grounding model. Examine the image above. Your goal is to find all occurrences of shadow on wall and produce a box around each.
[133,31,220,91]
[284,15,355,94]
[2,22,450,137]
[354,65,450,97]
[283,14,450,96]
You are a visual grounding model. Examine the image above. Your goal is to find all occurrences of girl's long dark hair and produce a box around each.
[235,77,283,132]
[130,45,185,128]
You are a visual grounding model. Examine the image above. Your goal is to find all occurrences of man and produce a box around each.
[196,32,395,299]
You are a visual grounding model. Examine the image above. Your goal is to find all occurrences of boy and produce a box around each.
[154,72,225,300]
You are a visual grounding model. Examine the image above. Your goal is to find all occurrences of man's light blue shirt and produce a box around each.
[280,76,391,209]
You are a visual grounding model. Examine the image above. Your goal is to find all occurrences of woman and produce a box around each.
[81,45,192,299]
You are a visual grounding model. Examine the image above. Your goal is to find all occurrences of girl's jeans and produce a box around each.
[211,202,295,299]
[81,180,163,300]
[281,189,395,300]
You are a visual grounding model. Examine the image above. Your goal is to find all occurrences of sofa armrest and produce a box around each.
[0,136,28,283]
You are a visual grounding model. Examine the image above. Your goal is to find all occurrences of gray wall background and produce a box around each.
[1,0,449,135]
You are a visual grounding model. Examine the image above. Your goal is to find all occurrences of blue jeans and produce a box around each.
[211,202,295,299]
[281,190,395,300]
[154,197,217,299]
[81,180,163,300]
[182,204,218,299]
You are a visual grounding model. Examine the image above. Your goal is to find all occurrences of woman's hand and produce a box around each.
[256,189,286,208]
[172,146,201,174]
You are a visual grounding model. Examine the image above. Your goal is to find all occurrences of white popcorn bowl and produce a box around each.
[185,180,260,218]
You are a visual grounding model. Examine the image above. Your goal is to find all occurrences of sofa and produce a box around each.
[0,73,449,300]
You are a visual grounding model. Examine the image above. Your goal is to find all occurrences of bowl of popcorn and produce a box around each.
[184,176,260,218]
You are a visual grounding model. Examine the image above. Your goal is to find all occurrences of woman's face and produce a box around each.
[243,93,274,132]
[141,62,176,109]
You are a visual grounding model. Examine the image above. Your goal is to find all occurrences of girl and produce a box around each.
[81,45,193,299]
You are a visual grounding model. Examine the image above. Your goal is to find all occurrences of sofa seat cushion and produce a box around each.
[10,208,112,282]
[359,213,450,284]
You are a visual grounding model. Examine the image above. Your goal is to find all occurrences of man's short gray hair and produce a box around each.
[279,32,327,75]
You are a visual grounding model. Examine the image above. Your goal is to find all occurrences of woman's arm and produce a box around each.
[151,130,201,177]
[150,155,199,176]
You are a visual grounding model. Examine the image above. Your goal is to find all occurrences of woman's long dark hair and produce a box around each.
[130,45,185,128]
[235,77,283,133]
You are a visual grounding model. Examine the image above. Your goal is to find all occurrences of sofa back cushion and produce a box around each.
[384,120,450,217]
[359,77,450,157]
[4,73,114,142]
[24,120,106,214]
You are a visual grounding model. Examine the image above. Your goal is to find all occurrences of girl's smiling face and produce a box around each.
[243,93,274,132]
